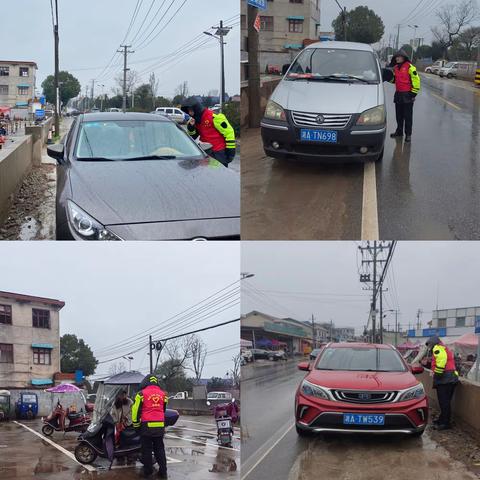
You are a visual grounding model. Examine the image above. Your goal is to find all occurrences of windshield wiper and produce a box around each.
[330,74,373,84]
[77,157,117,161]
[121,155,177,161]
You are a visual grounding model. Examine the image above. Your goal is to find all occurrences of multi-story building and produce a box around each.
[0,291,65,388]
[241,0,321,73]
[0,60,37,108]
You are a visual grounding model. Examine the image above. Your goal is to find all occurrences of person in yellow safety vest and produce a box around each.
[180,97,236,167]
[132,375,169,478]
[388,50,421,143]
[426,335,459,430]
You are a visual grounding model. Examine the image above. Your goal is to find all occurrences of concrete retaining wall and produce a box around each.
[168,396,240,416]
[419,369,480,438]
[241,77,282,127]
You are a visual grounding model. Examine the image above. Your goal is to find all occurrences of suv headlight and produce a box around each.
[67,200,121,240]
[300,380,330,400]
[356,105,385,126]
[397,384,425,402]
[264,100,287,121]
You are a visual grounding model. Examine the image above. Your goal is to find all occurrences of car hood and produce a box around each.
[69,157,240,225]
[305,370,418,391]
[271,79,382,114]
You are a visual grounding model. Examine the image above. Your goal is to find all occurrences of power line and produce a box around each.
[129,0,159,46]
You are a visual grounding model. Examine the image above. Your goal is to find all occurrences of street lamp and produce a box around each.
[241,272,255,280]
[383,309,399,346]
[408,25,419,61]
[122,356,134,371]
[97,83,105,111]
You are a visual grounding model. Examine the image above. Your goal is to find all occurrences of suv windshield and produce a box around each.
[76,120,203,161]
[316,347,406,372]
[286,48,379,83]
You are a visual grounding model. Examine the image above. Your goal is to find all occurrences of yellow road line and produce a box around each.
[429,91,463,111]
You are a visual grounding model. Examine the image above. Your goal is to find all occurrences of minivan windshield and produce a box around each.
[316,347,407,372]
[444,62,455,68]
[286,48,380,83]
[76,120,203,161]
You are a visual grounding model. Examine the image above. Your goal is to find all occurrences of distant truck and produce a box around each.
[425,60,447,75]
[170,391,189,400]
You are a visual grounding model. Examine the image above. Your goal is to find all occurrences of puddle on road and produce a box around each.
[34,462,69,474]
[19,216,39,240]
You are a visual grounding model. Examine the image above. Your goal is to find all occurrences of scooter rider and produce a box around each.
[132,375,168,478]
[389,49,421,143]
[425,335,459,430]
[181,97,236,167]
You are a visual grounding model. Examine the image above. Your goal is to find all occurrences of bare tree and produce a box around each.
[175,81,189,99]
[230,353,241,389]
[109,361,126,376]
[148,72,160,110]
[188,335,207,383]
[155,336,194,382]
[114,70,139,101]
[432,0,479,58]
[457,26,480,59]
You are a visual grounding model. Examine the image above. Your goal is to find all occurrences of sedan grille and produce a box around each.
[331,390,397,404]
[291,111,352,129]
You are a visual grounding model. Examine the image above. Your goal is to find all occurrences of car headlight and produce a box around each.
[356,105,385,126]
[264,100,287,121]
[67,200,121,240]
[300,380,330,400]
[397,384,425,402]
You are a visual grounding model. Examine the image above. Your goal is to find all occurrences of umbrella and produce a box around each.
[46,383,82,393]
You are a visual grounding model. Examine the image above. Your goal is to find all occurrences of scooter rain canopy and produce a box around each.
[46,384,81,393]
[104,371,145,385]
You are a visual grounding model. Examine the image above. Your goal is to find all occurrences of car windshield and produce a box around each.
[316,347,407,372]
[22,394,37,403]
[0,396,8,404]
[75,120,203,161]
[286,48,379,83]
[445,62,455,68]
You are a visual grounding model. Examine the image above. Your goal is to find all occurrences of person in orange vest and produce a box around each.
[132,375,169,478]
[426,336,459,430]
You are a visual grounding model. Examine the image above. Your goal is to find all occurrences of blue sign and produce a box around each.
[247,0,267,10]
[75,369,84,383]
[422,328,447,337]
[475,316,480,334]
[35,109,45,119]
[407,329,416,337]
[40,95,46,105]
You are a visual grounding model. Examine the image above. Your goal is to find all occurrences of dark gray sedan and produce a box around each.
[48,112,240,240]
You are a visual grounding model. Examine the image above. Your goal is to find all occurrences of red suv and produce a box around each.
[295,342,428,436]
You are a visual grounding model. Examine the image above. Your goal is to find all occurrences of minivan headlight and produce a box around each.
[67,200,121,240]
[300,380,329,400]
[264,100,287,121]
[397,384,425,402]
[356,105,385,126]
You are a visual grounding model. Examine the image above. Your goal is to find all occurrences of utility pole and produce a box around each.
[247,4,261,127]
[334,0,347,41]
[395,309,399,347]
[149,335,153,374]
[53,0,60,136]
[395,24,401,50]
[118,45,134,112]
[330,319,333,342]
[416,309,423,330]
[91,79,95,107]
[311,314,315,348]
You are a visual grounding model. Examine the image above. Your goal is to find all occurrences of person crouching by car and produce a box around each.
[181,97,236,167]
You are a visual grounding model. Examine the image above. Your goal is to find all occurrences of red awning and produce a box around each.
[0,106,11,114]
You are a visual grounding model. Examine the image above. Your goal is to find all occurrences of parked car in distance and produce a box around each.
[48,112,240,240]
[250,348,271,360]
[309,348,322,360]
[425,59,447,75]
[207,391,233,401]
[295,342,427,437]
[108,107,121,112]
[155,107,186,123]
[268,349,288,361]
[171,391,189,400]
[261,41,393,163]
[241,349,253,363]
[439,61,473,78]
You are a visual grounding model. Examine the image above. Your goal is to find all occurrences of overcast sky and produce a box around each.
[2,0,240,98]
[242,242,480,335]
[0,242,239,379]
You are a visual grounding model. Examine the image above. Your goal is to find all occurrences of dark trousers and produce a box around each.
[436,383,457,425]
[395,102,414,135]
[141,433,167,476]
[210,149,232,168]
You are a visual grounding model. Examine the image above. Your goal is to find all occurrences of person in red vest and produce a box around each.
[389,50,421,143]
[181,97,236,167]
[426,335,459,430]
[132,375,168,478]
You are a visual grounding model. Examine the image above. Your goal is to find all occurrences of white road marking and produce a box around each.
[361,161,379,239]
[166,433,240,452]
[13,421,96,472]
[241,423,294,480]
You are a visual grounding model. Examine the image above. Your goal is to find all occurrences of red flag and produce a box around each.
[254,13,261,32]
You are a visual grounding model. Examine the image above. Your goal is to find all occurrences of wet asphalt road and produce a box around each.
[241,73,480,240]
[240,361,477,480]
[0,415,239,479]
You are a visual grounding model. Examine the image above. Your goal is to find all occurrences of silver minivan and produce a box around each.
[261,41,392,162]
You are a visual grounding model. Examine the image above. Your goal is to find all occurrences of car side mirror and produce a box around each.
[47,143,64,163]
[282,64,290,75]
[410,365,424,375]
[382,68,394,83]
[297,361,310,371]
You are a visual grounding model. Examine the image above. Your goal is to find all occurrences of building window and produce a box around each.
[0,305,12,324]
[288,19,304,33]
[20,67,29,77]
[32,309,50,329]
[0,343,13,363]
[0,66,9,76]
[0,85,8,95]
[33,348,51,365]
[260,16,274,31]
[17,86,29,96]
[456,316,465,327]
[437,318,447,328]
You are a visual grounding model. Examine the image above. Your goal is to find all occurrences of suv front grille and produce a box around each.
[331,390,397,404]
[291,111,352,128]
